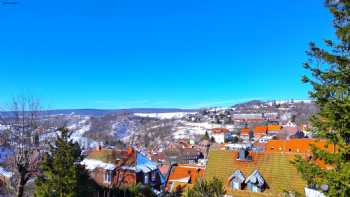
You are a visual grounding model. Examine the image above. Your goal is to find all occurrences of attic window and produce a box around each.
[104,170,113,183]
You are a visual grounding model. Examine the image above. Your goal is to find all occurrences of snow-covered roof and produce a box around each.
[228,170,245,183]
[136,153,158,173]
[0,166,13,178]
[245,169,265,187]
[169,176,191,183]
[225,143,252,150]
[80,159,116,171]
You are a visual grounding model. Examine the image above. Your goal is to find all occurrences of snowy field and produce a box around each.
[172,121,236,140]
[134,112,195,119]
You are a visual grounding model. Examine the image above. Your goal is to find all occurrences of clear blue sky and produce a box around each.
[0,0,334,109]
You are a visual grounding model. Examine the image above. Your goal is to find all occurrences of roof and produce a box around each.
[241,128,250,135]
[267,125,282,132]
[80,159,116,171]
[136,152,158,173]
[245,169,265,187]
[254,126,267,133]
[211,128,229,134]
[85,147,159,174]
[265,139,334,154]
[166,164,205,192]
[228,170,245,183]
[205,149,306,196]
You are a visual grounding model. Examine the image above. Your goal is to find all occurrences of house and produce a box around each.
[210,128,230,144]
[198,139,210,158]
[205,149,306,196]
[165,164,205,193]
[245,170,265,192]
[81,146,165,190]
[254,125,268,139]
[179,148,204,164]
[266,124,282,135]
[228,170,245,190]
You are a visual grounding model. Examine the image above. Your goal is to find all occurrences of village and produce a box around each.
[0,99,328,196]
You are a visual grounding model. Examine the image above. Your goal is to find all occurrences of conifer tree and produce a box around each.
[184,177,225,197]
[34,128,97,197]
[293,0,350,196]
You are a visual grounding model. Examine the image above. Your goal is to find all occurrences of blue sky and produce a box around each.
[0,0,334,109]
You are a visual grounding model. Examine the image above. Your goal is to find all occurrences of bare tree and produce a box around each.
[0,96,43,197]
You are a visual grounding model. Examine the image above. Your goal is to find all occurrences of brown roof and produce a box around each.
[166,164,205,192]
[211,128,229,134]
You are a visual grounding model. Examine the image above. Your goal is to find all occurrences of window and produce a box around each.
[144,174,149,184]
[104,170,113,183]
[151,171,156,182]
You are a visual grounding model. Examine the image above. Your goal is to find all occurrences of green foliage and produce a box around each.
[184,177,225,197]
[34,128,98,197]
[110,184,156,197]
[293,1,350,196]
[202,131,210,141]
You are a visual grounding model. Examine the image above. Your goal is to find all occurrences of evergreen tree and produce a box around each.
[292,0,350,196]
[202,131,210,141]
[184,177,225,197]
[34,128,98,197]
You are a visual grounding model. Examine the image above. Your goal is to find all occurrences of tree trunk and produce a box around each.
[16,175,25,197]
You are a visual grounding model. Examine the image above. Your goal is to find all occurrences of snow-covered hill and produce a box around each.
[134,112,194,119]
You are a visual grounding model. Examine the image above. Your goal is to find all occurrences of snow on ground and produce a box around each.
[134,112,194,119]
[0,124,9,131]
[68,117,100,149]
[69,117,91,142]
[172,121,236,139]
[0,166,13,178]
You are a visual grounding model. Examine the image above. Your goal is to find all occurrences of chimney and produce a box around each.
[127,146,133,156]
[96,142,102,151]
[237,148,252,161]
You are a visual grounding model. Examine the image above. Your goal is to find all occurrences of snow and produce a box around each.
[169,176,191,183]
[305,187,325,197]
[0,124,9,131]
[0,166,13,178]
[134,112,194,119]
[68,117,99,149]
[80,159,116,171]
[136,153,158,173]
[172,121,235,140]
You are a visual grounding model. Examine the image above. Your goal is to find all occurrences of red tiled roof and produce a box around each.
[166,164,205,192]
[241,128,250,135]
[211,128,229,134]
[254,125,268,133]
[265,139,334,154]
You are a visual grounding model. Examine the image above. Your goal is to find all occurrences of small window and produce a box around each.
[104,170,113,183]
[289,148,292,152]
[151,171,156,182]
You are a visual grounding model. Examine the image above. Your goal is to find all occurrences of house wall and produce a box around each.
[114,169,137,187]
[212,133,225,144]
[90,168,114,188]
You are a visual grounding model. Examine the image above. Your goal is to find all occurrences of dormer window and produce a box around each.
[104,170,113,183]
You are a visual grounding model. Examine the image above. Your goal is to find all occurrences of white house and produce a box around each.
[209,128,230,144]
